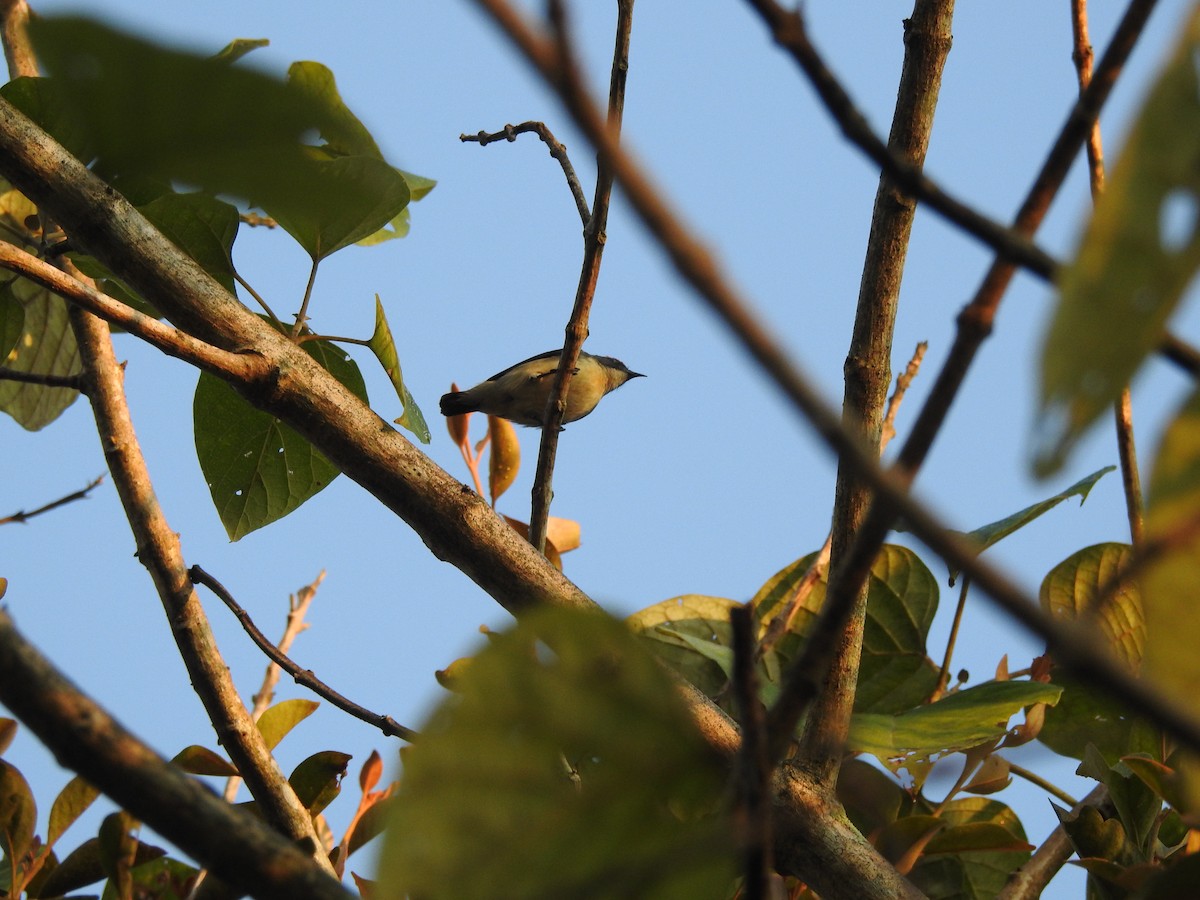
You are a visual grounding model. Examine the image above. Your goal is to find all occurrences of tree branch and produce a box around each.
[0,608,354,900]
[0,473,104,525]
[528,0,635,554]
[461,121,591,222]
[191,565,419,743]
[803,0,956,787]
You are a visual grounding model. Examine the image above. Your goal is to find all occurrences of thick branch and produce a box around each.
[0,608,354,900]
[804,0,956,785]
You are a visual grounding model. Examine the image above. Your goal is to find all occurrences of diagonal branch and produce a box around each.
[0,608,354,900]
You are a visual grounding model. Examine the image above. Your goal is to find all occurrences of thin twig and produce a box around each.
[462,121,591,222]
[932,576,971,701]
[880,341,928,452]
[0,608,354,900]
[1069,0,1144,547]
[1161,333,1200,376]
[528,0,635,554]
[0,365,85,392]
[0,474,104,526]
[190,565,419,743]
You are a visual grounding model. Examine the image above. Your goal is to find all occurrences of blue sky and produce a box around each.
[3,1,1197,894]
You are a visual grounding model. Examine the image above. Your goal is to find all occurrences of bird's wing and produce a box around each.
[485,350,562,382]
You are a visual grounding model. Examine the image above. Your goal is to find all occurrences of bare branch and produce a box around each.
[998,784,1111,900]
[0,474,104,525]
[0,607,354,900]
[461,121,591,222]
[0,365,85,391]
[191,565,419,743]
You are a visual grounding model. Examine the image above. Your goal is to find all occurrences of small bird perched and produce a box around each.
[439,350,644,427]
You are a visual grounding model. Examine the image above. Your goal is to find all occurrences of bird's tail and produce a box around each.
[439,391,477,417]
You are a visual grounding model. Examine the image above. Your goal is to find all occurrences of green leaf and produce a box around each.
[1037,669,1159,762]
[0,760,36,887]
[30,17,409,262]
[379,607,733,900]
[355,172,436,247]
[194,334,367,540]
[0,76,94,162]
[849,681,1062,774]
[368,295,430,443]
[289,751,350,816]
[628,595,739,701]
[909,798,1031,900]
[1040,543,1144,668]
[0,278,81,430]
[0,285,22,361]
[256,698,320,751]
[47,776,99,848]
[139,192,240,294]
[1035,6,1200,475]
[1144,387,1200,715]
[171,745,238,777]
[286,61,382,159]
[212,38,270,64]
[948,466,1116,582]
[267,154,410,260]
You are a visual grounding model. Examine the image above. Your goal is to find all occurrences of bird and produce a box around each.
[439,350,644,427]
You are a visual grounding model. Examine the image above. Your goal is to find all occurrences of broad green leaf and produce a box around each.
[355,172,436,247]
[268,154,410,260]
[1035,7,1200,475]
[0,277,81,429]
[289,751,351,816]
[139,192,240,294]
[488,416,519,503]
[194,335,367,540]
[0,76,94,162]
[1040,543,1143,668]
[1078,745,1162,855]
[47,776,98,848]
[1144,387,1200,713]
[31,17,409,262]
[752,547,940,714]
[837,758,907,837]
[368,296,430,443]
[379,607,733,900]
[256,698,320,751]
[948,466,1116,582]
[171,746,238,777]
[0,286,21,361]
[910,798,1031,900]
[628,595,739,700]
[287,61,382,159]
[849,681,1062,776]
[1037,669,1159,762]
[0,761,35,885]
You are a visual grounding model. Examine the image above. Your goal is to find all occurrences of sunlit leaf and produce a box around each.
[0,760,36,884]
[1035,7,1200,475]
[628,594,739,700]
[212,37,270,64]
[910,798,1031,900]
[194,334,367,540]
[139,192,240,294]
[46,776,98,848]
[367,296,429,443]
[1040,543,1143,668]
[1037,669,1159,763]
[378,607,733,900]
[0,278,81,430]
[546,517,581,553]
[290,751,351,817]
[171,745,238,777]
[287,61,381,159]
[501,516,563,569]
[257,698,320,750]
[948,466,1115,582]
[347,793,397,860]
[359,750,384,795]
[1144,388,1200,721]
[849,681,1062,782]
[488,415,519,504]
